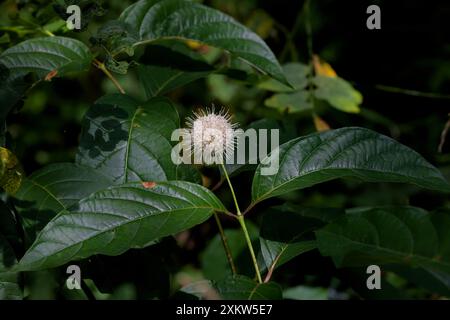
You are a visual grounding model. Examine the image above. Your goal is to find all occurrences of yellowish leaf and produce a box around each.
[185,40,209,53]
[313,55,337,78]
[0,147,24,195]
[313,115,331,132]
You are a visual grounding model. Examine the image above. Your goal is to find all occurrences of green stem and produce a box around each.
[237,215,262,283]
[220,164,262,283]
[213,212,237,275]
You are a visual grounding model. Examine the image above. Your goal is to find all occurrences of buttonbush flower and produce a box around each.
[185,107,238,165]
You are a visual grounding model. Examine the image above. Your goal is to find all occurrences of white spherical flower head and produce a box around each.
[186,107,237,165]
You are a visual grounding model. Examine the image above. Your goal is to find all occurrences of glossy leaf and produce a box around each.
[215,275,282,300]
[252,127,450,204]
[316,206,450,275]
[0,36,92,81]
[76,94,199,184]
[119,0,287,84]
[17,181,226,271]
[14,163,113,243]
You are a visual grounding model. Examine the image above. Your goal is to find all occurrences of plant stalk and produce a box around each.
[220,164,262,283]
[213,212,237,275]
[93,59,126,94]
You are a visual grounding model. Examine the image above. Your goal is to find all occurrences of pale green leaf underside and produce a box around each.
[17,181,225,271]
[119,0,287,84]
[252,127,450,203]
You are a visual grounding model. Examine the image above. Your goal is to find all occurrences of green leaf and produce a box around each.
[264,90,312,113]
[313,75,362,113]
[0,235,22,300]
[14,163,113,244]
[259,205,344,272]
[119,0,287,84]
[316,206,450,275]
[202,222,258,281]
[17,181,226,271]
[215,275,282,300]
[0,36,92,81]
[258,63,309,92]
[138,41,214,98]
[252,127,450,204]
[76,94,199,184]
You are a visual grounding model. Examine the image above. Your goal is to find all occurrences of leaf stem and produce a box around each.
[93,59,126,94]
[220,164,262,283]
[213,212,237,275]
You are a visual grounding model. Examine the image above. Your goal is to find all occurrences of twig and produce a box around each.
[375,85,450,100]
[93,59,126,94]
[438,114,450,153]
[213,212,237,275]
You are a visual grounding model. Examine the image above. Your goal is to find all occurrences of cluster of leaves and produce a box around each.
[0,0,449,300]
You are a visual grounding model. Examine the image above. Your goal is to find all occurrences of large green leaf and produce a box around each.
[259,204,344,272]
[118,0,286,84]
[316,206,450,275]
[0,234,22,300]
[0,36,92,81]
[17,181,226,271]
[14,163,113,244]
[215,275,282,300]
[252,127,450,204]
[138,41,214,98]
[76,94,199,184]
